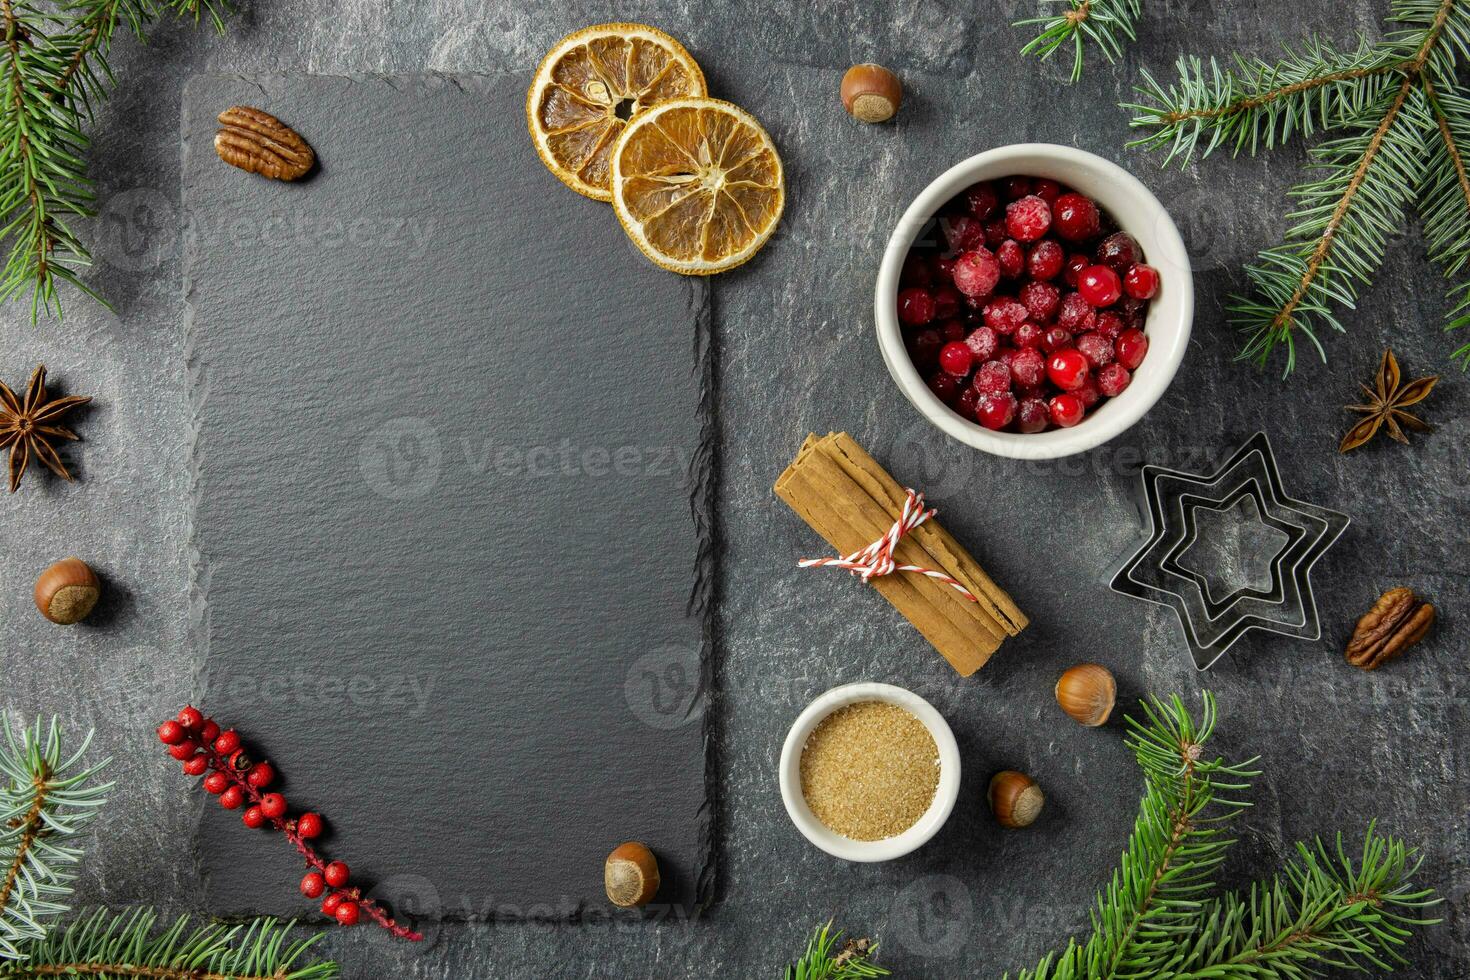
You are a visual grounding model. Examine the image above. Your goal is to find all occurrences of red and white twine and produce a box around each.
[799,488,980,603]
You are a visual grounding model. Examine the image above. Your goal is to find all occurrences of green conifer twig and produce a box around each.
[1015,0,1143,82]
[783,921,888,980]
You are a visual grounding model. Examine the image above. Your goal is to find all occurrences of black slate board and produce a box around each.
[182,73,714,921]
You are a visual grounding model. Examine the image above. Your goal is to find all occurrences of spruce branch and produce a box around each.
[1420,76,1470,364]
[0,716,111,962]
[0,908,337,979]
[783,922,887,980]
[1015,0,1143,82]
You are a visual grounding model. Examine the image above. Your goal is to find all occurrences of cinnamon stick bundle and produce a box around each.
[775,432,1027,676]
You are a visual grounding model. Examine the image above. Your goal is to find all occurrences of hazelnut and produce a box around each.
[840,64,903,123]
[34,558,101,625]
[604,841,659,908]
[988,770,1044,828]
[1055,663,1116,727]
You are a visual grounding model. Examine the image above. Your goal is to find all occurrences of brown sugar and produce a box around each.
[799,700,940,841]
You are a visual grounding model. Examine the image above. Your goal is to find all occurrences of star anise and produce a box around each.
[0,365,91,492]
[1339,349,1438,453]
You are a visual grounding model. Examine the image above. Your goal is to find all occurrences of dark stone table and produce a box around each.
[2,2,1464,977]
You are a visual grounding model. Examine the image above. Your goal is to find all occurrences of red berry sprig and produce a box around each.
[158,706,422,941]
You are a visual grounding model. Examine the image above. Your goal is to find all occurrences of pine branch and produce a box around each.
[0,717,110,962]
[1420,75,1470,364]
[783,922,888,980]
[0,908,338,979]
[1015,0,1143,82]
[1156,826,1440,978]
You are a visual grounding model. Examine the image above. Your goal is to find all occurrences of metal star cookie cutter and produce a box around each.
[1109,432,1350,670]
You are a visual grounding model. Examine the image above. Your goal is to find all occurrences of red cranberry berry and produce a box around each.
[199,720,220,745]
[957,386,982,420]
[928,372,961,403]
[1032,178,1062,203]
[983,218,1008,247]
[1025,240,1064,281]
[897,287,936,326]
[301,871,326,899]
[1077,265,1122,307]
[1048,393,1086,428]
[247,761,276,789]
[213,729,240,755]
[996,239,1025,277]
[975,393,1018,430]
[1017,397,1050,433]
[938,342,973,376]
[259,792,288,820]
[1095,311,1126,340]
[1005,195,1052,242]
[964,326,999,362]
[1116,328,1150,370]
[242,805,265,829]
[983,298,1028,335]
[931,254,955,282]
[297,812,324,839]
[942,215,985,253]
[177,707,204,731]
[952,248,1000,299]
[1053,193,1101,242]
[1010,348,1046,388]
[334,901,361,927]
[1041,326,1072,353]
[972,360,1012,396]
[324,861,351,888]
[203,771,230,795]
[321,893,345,916]
[901,253,932,287]
[1003,176,1031,199]
[168,739,199,761]
[1124,263,1160,300]
[219,785,245,810]
[1062,253,1090,287]
[1014,322,1045,349]
[182,755,209,776]
[1055,292,1093,330]
[1075,332,1115,368]
[1075,373,1101,408]
[1098,363,1133,396]
[933,285,962,319]
[965,182,999,219]
[1095,231,1141,272]
[939,319,964,343]
[1019,280,1060,322]
[1046,349,1090,391]
[908,328,942,368]
[157,720,185,745]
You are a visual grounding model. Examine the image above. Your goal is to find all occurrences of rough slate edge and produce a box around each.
[178,71,719,921]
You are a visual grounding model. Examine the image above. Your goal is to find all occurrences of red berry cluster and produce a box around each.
[898,175,1158,432]
[158,706,420,940]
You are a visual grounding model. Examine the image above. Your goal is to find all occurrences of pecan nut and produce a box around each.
[214,106,314,181]
[1345,587,1435,670]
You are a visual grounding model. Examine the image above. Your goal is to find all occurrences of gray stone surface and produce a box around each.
[1,2,1465,977]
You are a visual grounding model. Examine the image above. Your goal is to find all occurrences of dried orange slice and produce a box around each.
[611,98,784,275]
[527,23,707,201]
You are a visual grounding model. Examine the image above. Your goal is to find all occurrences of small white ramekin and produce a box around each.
[779,682,961,862]
[875,143,1193,460]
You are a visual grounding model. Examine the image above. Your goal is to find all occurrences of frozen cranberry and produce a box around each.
[939,341,973,376]
[965,182,999,219]
[1046,349,1090,390]
[1098,363,1132,396]
[1077,265,1122,307]
[908,328,941,368]
[1032,178,1062,203]
[952,248,1000,299]
[996,239,1025,277]
[973,360,1012,396]
[964,326,999,362]
[957,386,982,419]
[1076,331,1115,368]
[1041,325,1072,353]
[1116,328,1149,370]
[901,254,932,287]
[1074,373,1101,408]
[984,218,1009,247]
[1062,253,1091,287]
[942,215,985,253]
[1005,195,1052,242]
[932,254,956,282]
[1010,347,1046,388]
[975,392,1018,430]
[1027,239,1064,280]
[933,285,962,320]
[928,371,961,403]
[1095,231,1141,272]
[983,298,1028,334]
[1124,263,1160,300]
[939,318,965,343]
[1003,176,1032,199]
[1019,280,1060,322]
[1117,295,1147,328]
[1053,192,1101,242]
[1095,311,1126,340]
[898,288,936,326]
[1048,393,1086,427]
[1014,321,1045,349]
[1055,292,1093,330]
[1017,397,1050,433]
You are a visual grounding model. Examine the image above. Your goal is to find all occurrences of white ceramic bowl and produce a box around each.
[779,682,960,862]
[875,143,1193,459]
